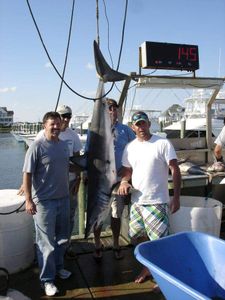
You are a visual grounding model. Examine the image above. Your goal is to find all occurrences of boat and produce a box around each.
[11,132,25,142]
[21,133,37,147]
[10,116,89,148]
[122,107,162,133]
[158,104,184,127]
[70,113,89,130]
[11,122,42,143]
[72,115,90,146]
[163,89,225,138]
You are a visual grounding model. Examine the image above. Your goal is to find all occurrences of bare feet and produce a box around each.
[93,244,104,261]
[135,267,151,283]
[113,247,124,260]
[152,284,160,293]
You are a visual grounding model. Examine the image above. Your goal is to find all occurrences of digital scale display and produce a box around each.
[140,41,199,71]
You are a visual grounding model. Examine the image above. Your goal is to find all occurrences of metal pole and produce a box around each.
[206,88,220,150]
[118,77,131,122]
[78,172,86,235]
[180,120,186,139]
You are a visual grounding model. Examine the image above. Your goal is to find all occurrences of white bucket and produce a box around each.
[169,196,222,237]
[0,189,35,274]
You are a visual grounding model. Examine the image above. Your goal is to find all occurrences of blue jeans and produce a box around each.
[33,196,70,283]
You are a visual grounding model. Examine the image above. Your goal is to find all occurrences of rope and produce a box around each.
[25,0,114,101]
[0,201,25,215]
[55,0,76,111]
[96,0,100,46]
[102,0,113,68]
[74,259,95,299]
[102,0,122,94]
[100,0,129,96]
[116,0,128,72]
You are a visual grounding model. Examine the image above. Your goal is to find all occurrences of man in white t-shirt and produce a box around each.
[118,111,181,285]
[214,125,225,162]
[35,105,82,258]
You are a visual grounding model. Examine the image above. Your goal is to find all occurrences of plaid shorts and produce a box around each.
[129,203,169,240]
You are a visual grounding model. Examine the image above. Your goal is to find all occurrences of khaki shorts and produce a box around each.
[110,183,126,218]
[111,193,125,218]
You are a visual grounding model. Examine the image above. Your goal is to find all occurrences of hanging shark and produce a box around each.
[85,41,128,237]
[84,80,117,238]
[70,41,128,238]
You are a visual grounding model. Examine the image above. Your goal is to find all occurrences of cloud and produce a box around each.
[86,62,94,70]
[45,62,52,68]
[0,87,16,93]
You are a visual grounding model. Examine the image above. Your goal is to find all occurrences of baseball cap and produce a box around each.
[106,98,118,108]
[131,111,149,124]
[56,105,72,115]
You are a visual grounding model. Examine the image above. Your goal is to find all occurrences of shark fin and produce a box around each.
[93,40,128,83]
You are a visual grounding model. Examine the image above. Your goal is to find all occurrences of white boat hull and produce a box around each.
[164,117,224,137]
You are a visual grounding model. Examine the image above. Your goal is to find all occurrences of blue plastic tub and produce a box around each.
[135,232,225,300]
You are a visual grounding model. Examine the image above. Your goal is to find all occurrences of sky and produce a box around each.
[0,0,225,122]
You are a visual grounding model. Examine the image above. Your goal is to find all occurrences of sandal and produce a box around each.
[93,245,104,261]
[113,247,124,260]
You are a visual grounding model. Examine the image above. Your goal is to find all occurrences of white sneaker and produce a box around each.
[44,282,59,296]
[57,268,72,279]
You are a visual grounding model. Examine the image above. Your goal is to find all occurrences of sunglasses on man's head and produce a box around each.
[61,113,72,119]
[108,105,118,111]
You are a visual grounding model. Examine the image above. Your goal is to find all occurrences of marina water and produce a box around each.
[0,133,26,189]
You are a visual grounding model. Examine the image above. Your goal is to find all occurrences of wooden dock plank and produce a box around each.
[8,238,165,300]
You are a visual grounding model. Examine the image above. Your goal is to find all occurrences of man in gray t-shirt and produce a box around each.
[23,111,71,297]
[35,105,82,259]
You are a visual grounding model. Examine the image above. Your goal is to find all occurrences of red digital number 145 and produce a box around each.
[178,47,197,61]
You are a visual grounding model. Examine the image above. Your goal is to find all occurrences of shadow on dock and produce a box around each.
[8,236,165,299]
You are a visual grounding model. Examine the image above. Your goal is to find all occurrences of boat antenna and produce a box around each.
[218,48,221,77]
[55,0,75,112]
